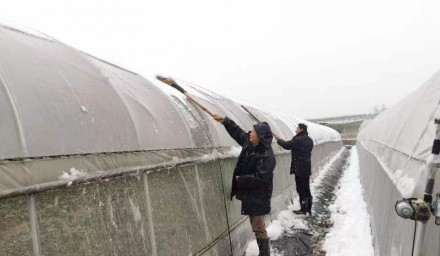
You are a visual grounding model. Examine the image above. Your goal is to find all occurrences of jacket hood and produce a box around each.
[253,122,273,148]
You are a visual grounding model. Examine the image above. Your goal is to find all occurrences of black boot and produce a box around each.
[307,196,313,215]
[293,198,307,215]
[257,238,270,256]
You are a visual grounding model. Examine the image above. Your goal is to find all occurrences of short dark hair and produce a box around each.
[298,123,307,132]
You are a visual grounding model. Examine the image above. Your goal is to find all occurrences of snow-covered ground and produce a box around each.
[245,146,374,255]
[323,146,374,255]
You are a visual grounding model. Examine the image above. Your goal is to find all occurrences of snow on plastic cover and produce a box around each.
[0,20,54,41]
[0,23,340,161]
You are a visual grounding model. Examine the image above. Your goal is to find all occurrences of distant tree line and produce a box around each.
[321,121,363,134]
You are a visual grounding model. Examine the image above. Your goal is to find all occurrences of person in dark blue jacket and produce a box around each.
[213,113,275,256]
[274,123,314,215]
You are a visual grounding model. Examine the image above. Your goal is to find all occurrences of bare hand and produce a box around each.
[213,114,225,123]
[273,134,280,140]
[156,75,176,85]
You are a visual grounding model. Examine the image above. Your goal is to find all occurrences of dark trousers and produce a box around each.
[295,174,311,201]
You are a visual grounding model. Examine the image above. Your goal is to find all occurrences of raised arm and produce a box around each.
[275,136,297,150]
[275,135,313,152]
[213,114,248,146]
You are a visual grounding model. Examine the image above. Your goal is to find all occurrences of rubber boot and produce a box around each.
[293,198,308,215]
[307,196,313,215]
[257,238,270,256]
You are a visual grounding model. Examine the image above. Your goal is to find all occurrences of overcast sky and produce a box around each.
[2,0,440,119]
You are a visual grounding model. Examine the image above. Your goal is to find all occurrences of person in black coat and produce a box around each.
[213,114,275,256]
[274,123,314,215]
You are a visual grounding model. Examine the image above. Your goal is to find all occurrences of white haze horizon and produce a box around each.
[2,0,440,119]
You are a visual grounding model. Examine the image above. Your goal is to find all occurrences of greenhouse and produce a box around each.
[0,24,342,256]
[357,71,440,256]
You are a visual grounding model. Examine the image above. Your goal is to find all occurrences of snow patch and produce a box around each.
[226,146,242,157]
[218,145,242,158]
[245,240,260,256]
[201,153,216,162]
[311,148,346,197]
[59,167,86,186]
[323,147,374,256]
[393,169,415,198]
[171,156,179,163]
[361,145,419,198]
